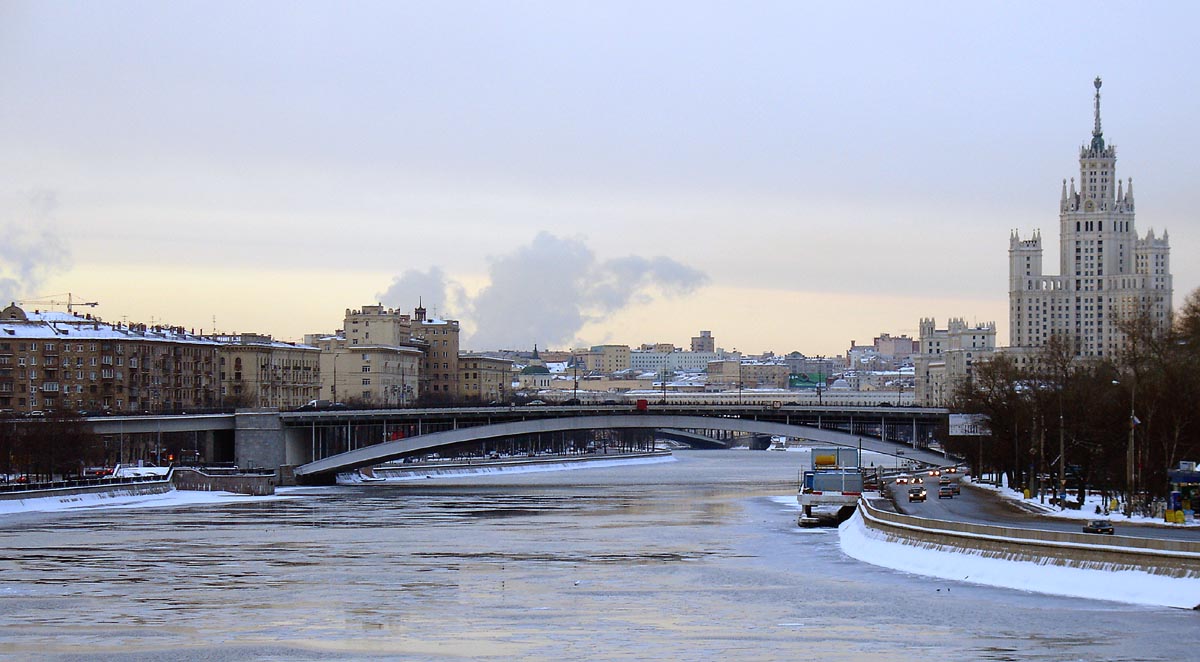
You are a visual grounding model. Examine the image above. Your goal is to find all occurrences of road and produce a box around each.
[886,472,1200,543]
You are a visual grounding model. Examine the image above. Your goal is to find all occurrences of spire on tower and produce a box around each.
[1090,76,1105,151]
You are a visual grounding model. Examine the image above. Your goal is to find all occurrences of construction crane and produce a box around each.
[16,292,99,314]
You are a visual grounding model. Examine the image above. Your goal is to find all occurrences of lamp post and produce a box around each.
[1112,378,1135,517]
[660,354,668,405]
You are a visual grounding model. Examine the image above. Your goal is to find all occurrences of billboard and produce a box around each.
[789,372,826,389]
[949,413,991,436]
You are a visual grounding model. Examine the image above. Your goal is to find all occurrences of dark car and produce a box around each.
[1083,519,1115,535]
[938,485,954,499]
[908,487,927,502]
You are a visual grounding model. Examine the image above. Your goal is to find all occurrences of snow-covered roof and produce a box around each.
[2,311,220,346]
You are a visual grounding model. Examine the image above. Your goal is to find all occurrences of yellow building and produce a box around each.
[315,335,422,407]
[706,359,789,390]
[214,333,320,409]
[458,355,514,403]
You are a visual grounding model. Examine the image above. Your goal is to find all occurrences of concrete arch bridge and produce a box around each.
[294,413,950,483]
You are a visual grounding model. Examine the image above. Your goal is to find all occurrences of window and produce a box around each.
[362,366,371,373]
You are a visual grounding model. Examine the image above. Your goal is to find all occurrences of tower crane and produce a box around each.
[15,292,99,314]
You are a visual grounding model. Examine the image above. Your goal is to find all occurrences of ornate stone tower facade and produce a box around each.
[1009,78,1172,358]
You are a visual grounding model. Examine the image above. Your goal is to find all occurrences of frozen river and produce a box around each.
[0,450,1194,661]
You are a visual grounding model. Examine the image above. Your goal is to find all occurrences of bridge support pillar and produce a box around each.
[234,409,287,472]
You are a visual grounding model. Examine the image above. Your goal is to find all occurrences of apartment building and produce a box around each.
[214,333,320,409]
[410,303,461,400]
[579,344,631,374]
[314,334,422,407]
[706,359,790,390]
[0,304,218,414]
[914,317,997,406]
[458,354,514,403]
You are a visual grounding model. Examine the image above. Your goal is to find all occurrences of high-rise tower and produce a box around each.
[1009,78,1172,358]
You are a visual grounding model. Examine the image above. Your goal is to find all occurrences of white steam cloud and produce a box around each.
[0,189,71,305]
[377,232,707,350]
[377,266,466,320]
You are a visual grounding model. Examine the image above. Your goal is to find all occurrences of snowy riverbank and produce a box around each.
[837,509,1200,609]
[0,488,289,516]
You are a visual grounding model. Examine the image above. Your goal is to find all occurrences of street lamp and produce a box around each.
[572,354,579,404]
[1112,378,1136,516]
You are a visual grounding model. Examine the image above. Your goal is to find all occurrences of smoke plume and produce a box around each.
[0,189,71,305]
[378,233,707,350]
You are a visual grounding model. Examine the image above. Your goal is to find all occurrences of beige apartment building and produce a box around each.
[343,304,414,347]
[579,344,631,374]
[214,333,320,409]
[706,359,789,390]
[0,305,219,414]
[914,317,996,406]
[315,334,422,407]
[458,355,514,403]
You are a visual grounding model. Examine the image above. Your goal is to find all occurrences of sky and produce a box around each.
[2,2,1198,356]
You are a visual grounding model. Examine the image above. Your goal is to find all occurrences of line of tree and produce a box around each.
[0,411,104,482]
[947,288,1200,504]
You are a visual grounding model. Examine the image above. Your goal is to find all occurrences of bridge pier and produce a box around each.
[234,410,287,471]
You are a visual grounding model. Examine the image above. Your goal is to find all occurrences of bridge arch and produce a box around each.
[294,414,949,480]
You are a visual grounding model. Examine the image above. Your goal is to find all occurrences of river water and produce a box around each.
[0,451,1193,661]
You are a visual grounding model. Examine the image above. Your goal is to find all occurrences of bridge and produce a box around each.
[82,404,950,481]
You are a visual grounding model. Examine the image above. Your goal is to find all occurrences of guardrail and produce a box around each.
[857,497,1200,578]
[0,472,174,502]
[0,473,169,494]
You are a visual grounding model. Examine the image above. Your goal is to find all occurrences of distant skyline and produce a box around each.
[2,2,1197,355]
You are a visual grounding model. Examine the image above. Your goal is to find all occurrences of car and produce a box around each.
[950,483,961,495]
[928,469,941,477]
[896,475,909,485]
[938,477,952,486]
[946,467,958,474]
[525,400,547,406]
[938,485,954,499]
[1083,519,1115,535]
[908,487,927,502]
[912,476,923,484]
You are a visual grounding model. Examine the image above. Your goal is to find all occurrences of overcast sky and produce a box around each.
[2,2,1197,355]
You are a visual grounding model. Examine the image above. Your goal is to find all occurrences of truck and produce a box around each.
[797,447,868,527]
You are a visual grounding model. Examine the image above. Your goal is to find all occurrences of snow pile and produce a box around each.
[0,488,279,516]
[838,510,1200,609]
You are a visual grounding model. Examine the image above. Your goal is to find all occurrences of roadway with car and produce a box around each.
[885,471,1200,543]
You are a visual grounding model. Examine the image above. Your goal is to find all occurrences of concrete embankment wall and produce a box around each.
[171,468,276,496]
[856,498,1200,579]
[371,450,671,479]
[0,479,172,502]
